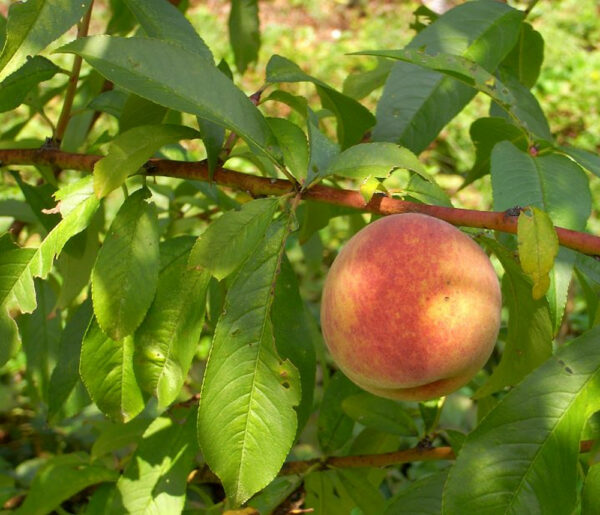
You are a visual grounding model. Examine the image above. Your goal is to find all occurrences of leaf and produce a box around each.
[343,58,393,100]
[47,299,93,419]
[304,470,359,515]
[197,218,300,506]
[517,207,559,299]
[443,325,600,515]
[117,407,198,514]
[122,0,213,61]
[91,188,159,340]
[119,94,168,133]
[0,194,99,314]
[341,392,417,436]
[80,317,145,422]
[0,56,60,112]
[272,255,317,434]
[464,117,528,186]
[561,145,600,178]
[0,0,91,81]
[11,172,60,231]
[266,55,375,149]
[91,412,153,461]
[474,239,552,398]
[197,116,225,180]
[0,307,19,367]
[306,109,340,185]
[93,124,200,198]
[491,142,591,327]
[385,470,448,515]
[267,118,309,181]
[373,1,523,152]
[15,453,117,515]
[229,0,260,74]
[324,142,430,182]
[582,464,600,515]
[134,241,210,408]
[58,36,279,162]
[188,198,279,281]
[318,371,361,453]
[501,22,544,88]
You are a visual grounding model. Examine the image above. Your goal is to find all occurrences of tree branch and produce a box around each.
[2,147,600,256]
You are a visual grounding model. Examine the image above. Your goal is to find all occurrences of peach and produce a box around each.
[320,213,501,401]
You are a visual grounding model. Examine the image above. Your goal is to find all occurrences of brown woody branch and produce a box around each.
[1,147,600,256]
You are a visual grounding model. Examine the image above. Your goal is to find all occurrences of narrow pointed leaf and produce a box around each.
[517,207,559,299]
[134,242,210,408]
[188,198,279,281]
[0,306,19,366]
[443,325,600,515]
[501,22,544,88]
[122,0,213,61]
[561,146,600,178]
[0,0,91,81]
[80,317,144,422]
[16,453,117,515]
[229,0,260,74]
[197,218,301,506]
[267,118,309,181]
[373,1,522,152]
[117,407,198,514]
[93,124,200,198]
[0,56,60,112]
[58,36,279,162]
[91,188,159,340]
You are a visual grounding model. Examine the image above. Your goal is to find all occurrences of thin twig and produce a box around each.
[54,1,94,143]
[2,147,600,256]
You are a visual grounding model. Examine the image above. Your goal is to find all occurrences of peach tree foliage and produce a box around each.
[0,0,599,513]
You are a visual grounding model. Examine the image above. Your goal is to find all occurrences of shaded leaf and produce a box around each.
[561,146,600,178]
[119,94,168,133]
[267,117,309,181]
[197,218,300,506]
[0,0,91,81]
[80,317,145,422]
[0,307,19,366]
[16,453,117,515]
[582,464,600,515]
[517,207,559,299]
[443,325,600,515]
[91,188,159,340]
[58,36,279,162]
[385,470,448,515]
[501,22,544,88]
[188,198,279,281]
[306,109,340,185]
[343,58,393,100]
[229,0,260,74]
[93,124,200,198]
[342,392,417,436]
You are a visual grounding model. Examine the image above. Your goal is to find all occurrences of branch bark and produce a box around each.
[2,147,600,256]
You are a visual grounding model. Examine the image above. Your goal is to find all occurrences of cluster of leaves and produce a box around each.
[0,0,599,513]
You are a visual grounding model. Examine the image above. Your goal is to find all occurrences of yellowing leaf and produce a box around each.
[517,207,559,299]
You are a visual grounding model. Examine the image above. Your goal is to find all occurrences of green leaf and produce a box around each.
[91,188,159,340]
[561,146,600,178]
[188,198,279,281]
[517,207,559,299]
[58,36,279,162]
[197,218,300,506]
[197,116,225,180]
[464,117,528,186]
[373,1,523,152]
[582,464,600,515]
[80,317,145,422]
[318,371,361,453]
[385,470,448,515]
[342,392,417,436]
[91,412,153,461]
[93,124,200,198]
[15,453,117,515]
[266,55,375,149]
[11,172,60,232]
[267,118,309,181]
[0,56,60,112]
[117,407,198,514]
[343,58,393,100]
[475,239,552,398]
[229,0,260,74]
[122,0,213,61]
[0,307,19,367]
[306,108,340,185]
[304,470,359,515]
[501,22,544,89]
[134,241,210,408]
[0,0,91,81]
[47,299,93,419]
[491,142,591,327]
[443,325,600,515]
[119,94,168,133]
[272,255,316,434]
[323,142,429,182]
[0,194,99,314]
